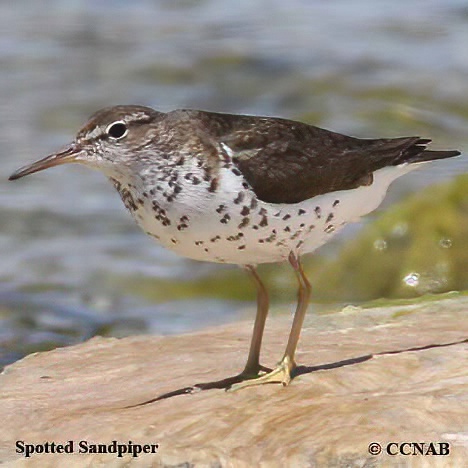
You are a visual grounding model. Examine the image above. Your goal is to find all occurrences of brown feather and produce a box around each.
[190,111,460,204]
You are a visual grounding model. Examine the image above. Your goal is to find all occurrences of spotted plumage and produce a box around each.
[9,105,461,391]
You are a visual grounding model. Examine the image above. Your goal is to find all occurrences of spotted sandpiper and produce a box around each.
[9,106,460,390]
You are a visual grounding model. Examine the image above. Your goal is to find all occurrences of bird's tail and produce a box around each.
[391,137,460,165]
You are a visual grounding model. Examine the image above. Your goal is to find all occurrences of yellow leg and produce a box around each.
[190,266,270,392]
[229,252,311,391]
[242,265,270,376]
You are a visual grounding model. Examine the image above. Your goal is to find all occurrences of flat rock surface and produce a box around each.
[1,296,467,467]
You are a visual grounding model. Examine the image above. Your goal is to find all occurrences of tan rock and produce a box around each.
[1,295,467,467]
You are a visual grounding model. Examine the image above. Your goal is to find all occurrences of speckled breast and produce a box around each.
[110,163,408,265]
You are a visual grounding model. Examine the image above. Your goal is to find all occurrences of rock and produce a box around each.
[1,295,467,466]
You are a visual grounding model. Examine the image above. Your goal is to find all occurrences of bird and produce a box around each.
[9,105,461,391]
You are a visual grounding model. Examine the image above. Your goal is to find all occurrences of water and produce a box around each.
[1,0,468,366]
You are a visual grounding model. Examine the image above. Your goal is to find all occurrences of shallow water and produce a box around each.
[1,0,468,366]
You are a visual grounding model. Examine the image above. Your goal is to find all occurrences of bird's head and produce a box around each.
[9,105,162,181]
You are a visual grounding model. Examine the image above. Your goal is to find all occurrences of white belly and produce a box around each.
[125,163,417,265]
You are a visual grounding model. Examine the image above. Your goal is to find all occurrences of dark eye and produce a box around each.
[106,121,128,140]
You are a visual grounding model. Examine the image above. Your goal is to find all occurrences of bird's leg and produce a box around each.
[283,252,311,366]
[241,265,271,376]
[228,252,311,391]
[190,265,270,392]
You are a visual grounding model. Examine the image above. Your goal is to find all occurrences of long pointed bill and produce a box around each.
[9,143,85,181]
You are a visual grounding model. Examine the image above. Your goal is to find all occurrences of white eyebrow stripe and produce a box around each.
[86,126,104,140]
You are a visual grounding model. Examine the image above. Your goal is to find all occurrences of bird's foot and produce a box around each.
[189,364,271,392]
[227,355,296,392]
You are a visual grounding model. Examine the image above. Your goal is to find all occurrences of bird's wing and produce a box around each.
[199,112,459,204]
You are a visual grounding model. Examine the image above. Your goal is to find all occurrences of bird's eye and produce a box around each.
[106,121,128,140]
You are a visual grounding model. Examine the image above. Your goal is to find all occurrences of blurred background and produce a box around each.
[1,0,468,367]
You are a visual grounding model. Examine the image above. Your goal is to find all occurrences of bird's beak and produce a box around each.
[9,143,85,181]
